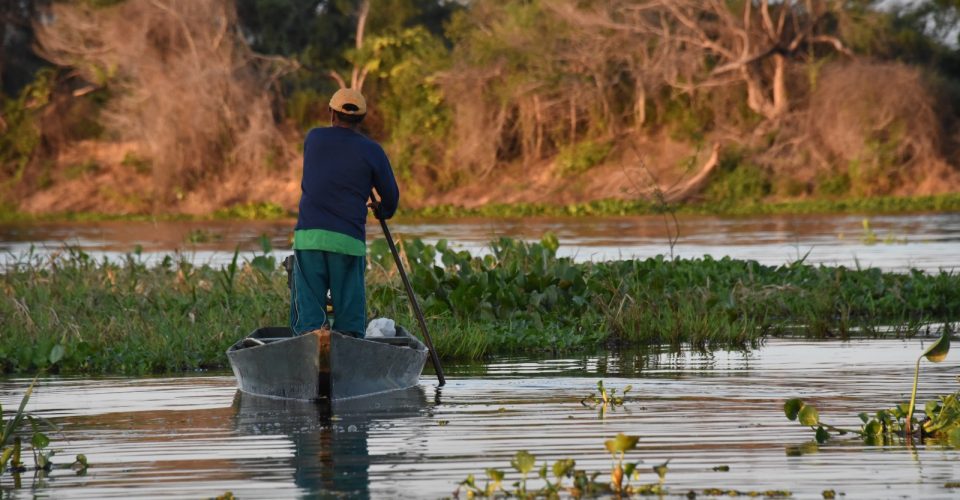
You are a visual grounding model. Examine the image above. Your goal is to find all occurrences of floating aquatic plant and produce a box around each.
[454,436,789,498]
[1,378,88,482]
[455,434,672,498]
[906,330,950,436]
[4,238,960,375]
[581,380,632,418]
[785,330,959,445]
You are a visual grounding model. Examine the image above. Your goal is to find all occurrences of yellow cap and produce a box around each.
[329,88,367,115]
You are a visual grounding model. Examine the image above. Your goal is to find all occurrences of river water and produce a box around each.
[1,213,959,272]
[2,339,959,499]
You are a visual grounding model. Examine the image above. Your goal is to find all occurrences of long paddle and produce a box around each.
[371,198,446,386]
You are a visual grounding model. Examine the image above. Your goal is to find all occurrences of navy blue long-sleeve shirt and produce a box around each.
[293,126,399,255]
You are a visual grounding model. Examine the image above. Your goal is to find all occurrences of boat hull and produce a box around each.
[227,326,428,401]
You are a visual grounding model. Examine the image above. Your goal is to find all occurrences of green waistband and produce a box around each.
[293,229,366,256]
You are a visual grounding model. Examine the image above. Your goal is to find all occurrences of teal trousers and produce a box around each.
[289,249,366,337]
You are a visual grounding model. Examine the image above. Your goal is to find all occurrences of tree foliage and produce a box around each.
[0,0,958,211]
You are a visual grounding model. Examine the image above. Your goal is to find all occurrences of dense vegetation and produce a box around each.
[0,0,959,215]
[1,237,956,375]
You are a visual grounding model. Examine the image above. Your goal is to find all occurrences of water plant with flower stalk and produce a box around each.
[785,330,960,445]
[905,331,950,437]
[605,433,640,494]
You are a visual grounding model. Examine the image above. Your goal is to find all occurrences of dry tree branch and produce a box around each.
[328,70,347,89]
[149,0,201,71]
[34,0,292,204]
[350,0,370,90]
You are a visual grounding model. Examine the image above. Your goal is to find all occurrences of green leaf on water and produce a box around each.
[894,404,909,418]
[922,331,950,363]
[31,432,49,449]
[624,462,638,478]
[540,232,559,253]
[49,344,65,365]
[858,412,870,424]
[925,400,940,419]
[878,409,895,423]
[258,234,272,254]
[552,458,575,479]
[604,433,640,454]
[486,468,505,482]
[653,460,670,481]
[799,404,820,426]
[815,426,830,444]
[784,399,804,421]
[250,255,276,275]
[511,450,536,475]
[948,427,960,448]
[863,420,883,436]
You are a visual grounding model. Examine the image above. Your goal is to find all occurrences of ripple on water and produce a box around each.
[1,339,959,499]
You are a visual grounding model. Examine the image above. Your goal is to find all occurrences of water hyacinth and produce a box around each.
[1,378,89,482]
[1,236,959,375]
[784,330,960,446]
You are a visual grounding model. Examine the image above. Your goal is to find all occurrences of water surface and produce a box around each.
[1,213,959,271]
[2,339,959,498]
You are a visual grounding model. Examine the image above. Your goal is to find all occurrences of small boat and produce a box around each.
[226,325,429,401]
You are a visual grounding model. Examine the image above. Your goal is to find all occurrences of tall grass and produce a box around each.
[1,246,288,374]
[1,238,958,375]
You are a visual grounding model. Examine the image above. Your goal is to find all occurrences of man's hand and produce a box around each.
[367,199,383,220]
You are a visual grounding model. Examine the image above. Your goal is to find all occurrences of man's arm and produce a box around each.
[371,147,400,219]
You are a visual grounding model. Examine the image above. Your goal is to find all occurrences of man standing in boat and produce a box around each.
[290,88,400,338]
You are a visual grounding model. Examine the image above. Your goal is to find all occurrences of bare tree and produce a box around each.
[34,0,295,203]
[550,0,852,120]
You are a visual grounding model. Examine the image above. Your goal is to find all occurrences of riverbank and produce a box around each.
[1,237,956,375]
[3,193,960,224]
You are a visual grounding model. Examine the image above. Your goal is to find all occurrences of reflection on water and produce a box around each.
[2,213,959,271]
[1,339,959,498]
[234,387,428,498]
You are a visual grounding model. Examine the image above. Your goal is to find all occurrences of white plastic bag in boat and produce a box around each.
[365,317,396,338]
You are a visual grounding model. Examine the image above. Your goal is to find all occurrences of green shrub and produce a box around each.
[0,70,54,183]
[64,160,101,180]
[704,157,771,205]
[848,130,905,196]
[286,89,327,131]
[660,94,714,142]
[557,140,612,175]
[818,171,852,196]
[213,202,290,220]
[121,152,152,175]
